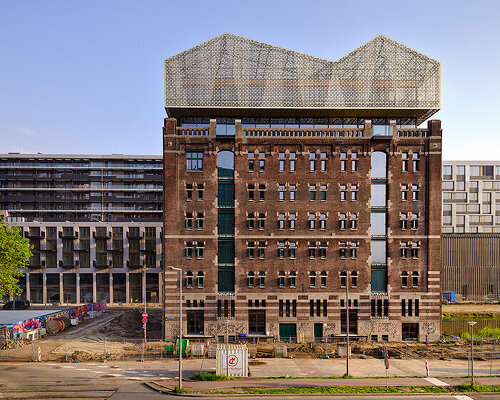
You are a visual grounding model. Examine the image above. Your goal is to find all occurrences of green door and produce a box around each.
[314,323,323,341]
[279,323,297,342]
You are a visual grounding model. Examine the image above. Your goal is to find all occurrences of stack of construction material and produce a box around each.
[45,317,71,334]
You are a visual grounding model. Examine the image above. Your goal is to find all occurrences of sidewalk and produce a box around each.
[150,376,500,395]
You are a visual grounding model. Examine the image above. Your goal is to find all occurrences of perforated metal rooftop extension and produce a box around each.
[164,34,440,123]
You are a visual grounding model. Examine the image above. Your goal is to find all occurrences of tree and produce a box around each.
[0,216,32,299]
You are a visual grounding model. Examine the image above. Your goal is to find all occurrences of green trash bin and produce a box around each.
[176,339,190,356]
[165,344,174,355]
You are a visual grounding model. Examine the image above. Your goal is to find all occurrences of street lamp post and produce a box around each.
[170,266,183,390]
[468,320,477,386]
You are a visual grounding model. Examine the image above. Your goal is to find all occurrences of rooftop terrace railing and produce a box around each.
[243,127,364,138]
[176,126,210,136]
[397,129,428,137]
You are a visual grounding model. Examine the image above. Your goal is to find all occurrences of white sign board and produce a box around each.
[216,344,248,377]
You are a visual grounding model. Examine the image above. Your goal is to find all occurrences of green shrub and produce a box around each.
[189,372,230,381]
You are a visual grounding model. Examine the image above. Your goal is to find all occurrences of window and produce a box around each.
[415,299,419,316]
[350,242,358,259]
[412,152,419,171]
[412,271,419,287]
[309,271,316,287]
[258,271,266,287]
[350,213,357,230]
[279,152,285,172]
[195,242,204,258]
[187,151,203,171]
[401,243,408,259]
[411,242,420,259]
[402,152,409,172]
[248,153,255,171]
[412,185,419,201]
[351,271,358,287]
[247,242,255,259]
[320,152,327,171]
[309,213,317,229]
[309,184,317,200]
[320,271,327,287]
[290,152,296,171]
[339,242,347,259]
[196,212,204,229]
[309,241,317,259]
[443,165,452,178]
[185,242,193,258]
[289,213,297,230]
[197,183,204,200]
[247,213,255,229]
[309,152,316,171]
[340,184,347,201]
[408,299,413,317]
[340,152,347,171]
[259,184,266,200]
[278,213,286,230]
[259,152,266,171]
[339,213,347,230]
[289,271,296,287]
[278,242,285,259]
[248,184,255,201]
[401,185,408,201]
[247,271,255,286]
[351,184,358,201]
[185,271,193,287]
[401,271,408,288]
[197,271,204,287]
[289,242,297,259]
[401,299,406,316]
[320,184,327,200]
[258,242,266,259]
[401,213,408,230]
[340,271,347,287]
[319,213,327,229]
[258,213,266,229]
[277,271,286,287]
[351,152,358,171]
[185,212,193,229]
[186,183,193,200]
[289,184,296,201]
[318,242,327,259]
[411,213,419,229]
[279,184,286,200]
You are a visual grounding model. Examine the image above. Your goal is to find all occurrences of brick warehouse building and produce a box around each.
[170,33,442,342]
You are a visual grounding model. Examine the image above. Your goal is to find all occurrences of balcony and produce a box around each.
[59,259,77,269]
[126,231,143,239]
[397,128,428,138]
[74,241,90,252]
[93,259,112,269]
[127,256,143,269]
[243,127,364,138]
[176,126,210,136]
[59,231,78,239]
[24,230,45,239]
[93,230,111,239]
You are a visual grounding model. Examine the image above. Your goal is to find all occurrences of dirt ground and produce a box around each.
[442,303,500,314]
[92,308,163,339]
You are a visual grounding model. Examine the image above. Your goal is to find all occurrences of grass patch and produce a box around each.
[188,372,232,381]
[455,384,500,392]
[173,385,190,394]
[215,386,446,395]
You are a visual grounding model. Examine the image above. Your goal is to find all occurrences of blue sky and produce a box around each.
[0,0,499,160]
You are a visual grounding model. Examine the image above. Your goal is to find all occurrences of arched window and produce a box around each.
[217,150,234,178]
[351,271,358,287]
[309,271,317,287]
[247,271,255,287]
[258,271,266,287]
[340,271,347,287]
[185,271,193,287]
[320,271,327,287]
[401,271,408,287]
[197,271,204,287]
[289,271,297,287]
[412,271,420,287]
[278,271,285,287]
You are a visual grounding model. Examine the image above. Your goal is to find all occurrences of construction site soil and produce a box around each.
[92,309,163,339]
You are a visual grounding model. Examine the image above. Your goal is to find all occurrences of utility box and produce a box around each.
[216,344,248,377]
[442,291,456,302]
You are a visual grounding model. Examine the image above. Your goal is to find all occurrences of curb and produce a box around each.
[145,382,498,397]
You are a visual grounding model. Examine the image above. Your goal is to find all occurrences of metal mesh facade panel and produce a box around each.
[165,33,440,122]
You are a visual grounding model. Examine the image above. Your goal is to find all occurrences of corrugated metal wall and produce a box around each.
[442,234,500,300]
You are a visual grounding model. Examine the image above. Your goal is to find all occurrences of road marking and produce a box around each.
[423,377,450,387]
[97,365,110,368]
[454,396,474,400]
[60,365,75,368]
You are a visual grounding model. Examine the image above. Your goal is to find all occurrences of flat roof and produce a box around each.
[0,309,63,326]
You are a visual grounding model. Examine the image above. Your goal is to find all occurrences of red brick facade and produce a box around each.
[163,119,442,342]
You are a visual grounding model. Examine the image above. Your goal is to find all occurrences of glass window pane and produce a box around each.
[371,240,386,264]
[371,212,386,236]
[371,152,387,179]
[371,185,386,207]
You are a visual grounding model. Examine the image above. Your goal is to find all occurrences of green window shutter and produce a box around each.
[218,211,234,235]
[371,269,387,292]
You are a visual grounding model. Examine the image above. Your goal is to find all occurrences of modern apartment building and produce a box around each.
[163,34,443,342]
[442,161,500,233]
[441,161,500,300]
[0,154,163,304]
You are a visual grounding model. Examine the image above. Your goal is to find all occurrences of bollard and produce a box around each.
[103,339,107,362]
[31,339,35,362]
